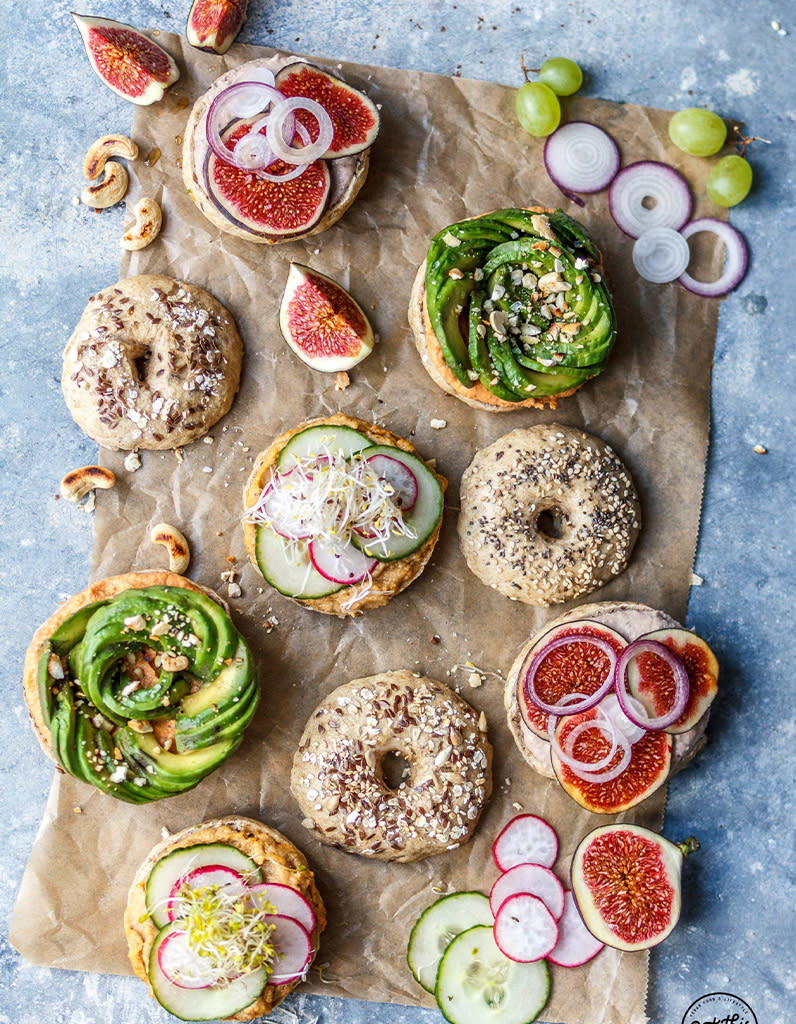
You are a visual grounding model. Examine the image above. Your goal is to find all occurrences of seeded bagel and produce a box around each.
[458,423,640,606]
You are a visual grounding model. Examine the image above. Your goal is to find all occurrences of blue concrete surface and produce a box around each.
[2,2,794,1022]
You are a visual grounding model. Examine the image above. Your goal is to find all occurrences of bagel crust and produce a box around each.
[290,671,493,862]
[504,601,711,781]
[124,816,326,1020]
[242,413,446,617]
[458,423,640,606]
[61,275,243,450]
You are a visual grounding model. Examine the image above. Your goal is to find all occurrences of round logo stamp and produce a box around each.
[682,992,758,1024]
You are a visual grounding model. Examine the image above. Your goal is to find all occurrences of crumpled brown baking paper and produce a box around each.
[12,35,727,1024]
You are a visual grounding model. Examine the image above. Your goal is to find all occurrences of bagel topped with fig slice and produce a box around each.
[409,207,617,410]
[505,601,719,813]
[182,54,379,243]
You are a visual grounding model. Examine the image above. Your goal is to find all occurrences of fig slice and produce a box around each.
[274,62,380,158]
[72,14,179,105]
[628,628,719,734]
[570,823,700,951]
[551,703,672,813]
[517,620,627,738]
[279,263,375,372]
[203,124,331,239]
[187,0,248,55]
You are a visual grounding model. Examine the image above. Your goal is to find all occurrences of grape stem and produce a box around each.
[520,54,539,81]
[733,124,771,156]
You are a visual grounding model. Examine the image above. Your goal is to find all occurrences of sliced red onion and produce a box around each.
[206,81,294,171]
[609,160,693,239]
[267,96,334,164]
[543,121,620,202]
[678,217,749,297]
[524,634,618,716]
[309,536,377,585]
[253,121,313,183]
[632,226,692,283]
[596,692,647,745]
[548,704,632,784]
[614,638,690,730]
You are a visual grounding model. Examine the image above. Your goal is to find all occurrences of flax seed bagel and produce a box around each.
[290,671,493,862]
[61,275,243,450]
[458,423,640,606]
[124,816,326,1019]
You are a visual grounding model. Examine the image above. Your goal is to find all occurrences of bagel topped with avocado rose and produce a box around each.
[242,413,446,618]
[505,601,719,814]
[22,571,258,803]
[409,207,617,410]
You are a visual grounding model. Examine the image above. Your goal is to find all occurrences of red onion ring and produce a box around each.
[678,217,749,297]
[206,81,295,172]
[267,96,334,165]
[608,160,693,239]
[632,226,691,283]
[614,638,690,730]
[523,634,618,716]
[547,701,632,783]
[543,121,620,203]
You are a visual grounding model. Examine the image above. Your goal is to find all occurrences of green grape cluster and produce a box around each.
[515,56,584,138]
[668,106,757,207]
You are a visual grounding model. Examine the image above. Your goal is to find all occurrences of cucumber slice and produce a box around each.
[350,446,444,562]
[254,525,344,599]
[149,924,268,1021]
[407,892,493,993]
[146,843,263,929]
[277,423,370,467]
[435,925,550,1024]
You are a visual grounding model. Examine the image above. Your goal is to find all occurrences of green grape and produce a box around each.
[668,107,727,156]
[706,154,753,207]
[515,81,561,137]
[539,57,583,96]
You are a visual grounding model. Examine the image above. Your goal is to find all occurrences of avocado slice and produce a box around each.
[175,639,258,752]
[117,728,241,792]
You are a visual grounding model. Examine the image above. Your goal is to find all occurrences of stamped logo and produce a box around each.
[682,992,758,1024]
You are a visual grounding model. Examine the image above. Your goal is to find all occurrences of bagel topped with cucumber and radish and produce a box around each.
[242,413,446,617]
[504,601,719,813]
[125,816,325,1020]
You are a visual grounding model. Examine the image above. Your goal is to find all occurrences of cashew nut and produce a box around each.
[120,197,162,251]
[80,160,129,209]
[60,465,117,503]
[151,523,191,574]
[83,134,139,180]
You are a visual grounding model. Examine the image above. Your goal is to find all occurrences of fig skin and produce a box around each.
[570,823,699,951]
[186,0,248,55]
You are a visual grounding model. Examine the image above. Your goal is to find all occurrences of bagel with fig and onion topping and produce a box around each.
[182,55,379,243]
[505,601,719,813]
[409,207,617,410]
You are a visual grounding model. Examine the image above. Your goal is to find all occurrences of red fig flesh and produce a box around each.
[72,14,179,105]
[187,0,247,54]
[571,823,699,950]
[275,63,380,158]
[629,628,719,734]
[279,263,374,372]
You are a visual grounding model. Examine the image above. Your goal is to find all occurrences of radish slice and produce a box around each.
[167,865,247,922]
[492,814,559,871]
[489,863,565,921]
[615,638,690,730]
[264,915,313,984]
[543,121,620,201]
[609,160,692,238]
[632,226,691,283]
[309,536,378,585]
[547,890,604,967]
[267,96,334,164]
[363,453,419,511]
[524,634,617,716]
[157,928,219,989]
[678,217,749,297]
[246,883,316,935]
[493,893,559,963]
[258,474,315,540]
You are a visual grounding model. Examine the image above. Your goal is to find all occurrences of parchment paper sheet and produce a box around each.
[12,36,726,1024]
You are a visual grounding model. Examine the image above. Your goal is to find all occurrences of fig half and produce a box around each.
[72,14,179,105]
[628,628,719,734]
[279,264,375,372]
[186,0,247,55]
[571,823,699,950]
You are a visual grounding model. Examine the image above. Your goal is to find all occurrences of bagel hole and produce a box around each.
[381,751,411,789]
[132,348,153,381]
[536,506,565,539]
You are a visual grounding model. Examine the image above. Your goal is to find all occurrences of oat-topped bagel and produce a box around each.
[505,601,719,813]
[125,816,326,1020]
[409,207,617,410]
[22,570,258,803]
[291,671,493,862]
[242,413,446,617]
[61,275,243,450]
[182,55,379,243]
[458,423,640,606]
